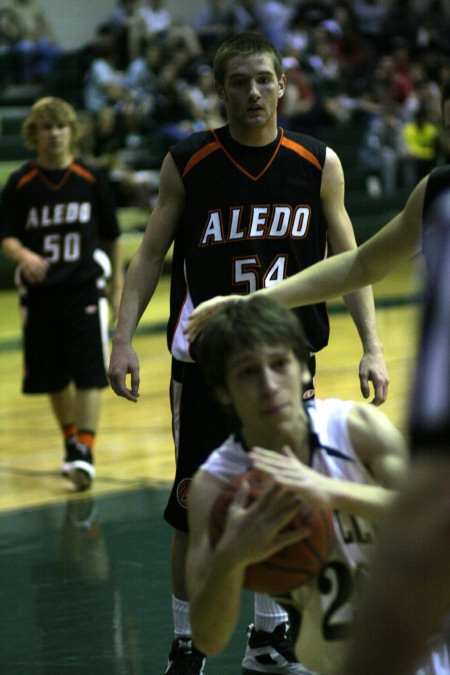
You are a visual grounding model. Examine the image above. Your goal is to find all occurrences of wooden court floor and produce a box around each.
[0,260,422,673]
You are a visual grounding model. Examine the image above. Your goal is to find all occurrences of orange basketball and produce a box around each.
[208,469,335,595]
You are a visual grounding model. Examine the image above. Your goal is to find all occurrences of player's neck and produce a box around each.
[242,413,310,461]
[37,152,74,170]
[228,121,279,147]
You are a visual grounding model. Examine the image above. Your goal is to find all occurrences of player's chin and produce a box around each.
[262,402,291,419]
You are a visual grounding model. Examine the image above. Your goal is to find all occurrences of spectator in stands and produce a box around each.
[150,58,205,146]
[126,39,162,120]
[370,54,413,108]
[357,102,405,196]
[277,55,319,135]
[186,63,227,129]
[0,7,22,85]
[104,0,147,69]
[230,0,262,35]
[382,0,421,53]
[282,11,312,62]
[350,0,388,60]
[83,23,139,156]
[295,0,332,29]
[193,0,234,54]
[416,0,450,57]
[325,3,370,93]
[139,0,171,46]
[402,103,441,189]
[257,0,295,51]
[4,0,63,83]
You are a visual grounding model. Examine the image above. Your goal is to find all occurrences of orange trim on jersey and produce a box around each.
[182,139,222,177]
[17,167,40,189]
[281,136,323,171]
[211,128,284,182]
[69,162,96,183]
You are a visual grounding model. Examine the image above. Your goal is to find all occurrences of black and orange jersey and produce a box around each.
[168,125,329,360]
[0,159,120,287]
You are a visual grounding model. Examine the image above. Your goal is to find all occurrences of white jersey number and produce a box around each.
[233,255,287,293]
[43,232,81,263]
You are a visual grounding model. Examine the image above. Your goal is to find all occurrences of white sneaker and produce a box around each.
[242,623,321,674]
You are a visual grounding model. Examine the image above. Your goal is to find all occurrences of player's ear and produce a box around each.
[278,74,286,98]
[215,82,225,100]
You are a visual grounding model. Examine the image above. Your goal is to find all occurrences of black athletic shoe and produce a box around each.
[61,443,95,491]
[164,637,206,674]
[242,623,321,674]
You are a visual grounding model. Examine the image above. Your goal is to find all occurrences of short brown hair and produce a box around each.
[22,97,80,149]
[197,295,309,392]
[213,32,284,85]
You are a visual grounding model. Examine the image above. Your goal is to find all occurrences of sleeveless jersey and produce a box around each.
[169,125,328,362]
[410,165,450,450]
[0,159,120,287]
[200,398,449,674]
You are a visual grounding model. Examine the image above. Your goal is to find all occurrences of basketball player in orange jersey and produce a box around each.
[187,295,448,674]
[107,32,388,674]
[0,97,123,490]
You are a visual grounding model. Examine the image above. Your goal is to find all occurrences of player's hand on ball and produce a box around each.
[249,445,334,511]
[219,475,311,567]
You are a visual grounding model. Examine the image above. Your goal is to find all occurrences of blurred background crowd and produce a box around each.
[1,0,450,207]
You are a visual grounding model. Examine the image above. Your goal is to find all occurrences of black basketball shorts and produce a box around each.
[163,358,233,532]
[20,282,109,393]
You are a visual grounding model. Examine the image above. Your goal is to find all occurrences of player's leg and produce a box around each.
[64,283,108,489]
[241,594,319,675]
[163,359,227,674]
[49,382,78,463]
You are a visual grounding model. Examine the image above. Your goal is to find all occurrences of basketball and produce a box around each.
[208,470,335,595]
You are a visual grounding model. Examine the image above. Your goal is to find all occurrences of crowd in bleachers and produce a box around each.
[2,0,450,204]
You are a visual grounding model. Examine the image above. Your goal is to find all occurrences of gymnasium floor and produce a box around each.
[0,262,422,674]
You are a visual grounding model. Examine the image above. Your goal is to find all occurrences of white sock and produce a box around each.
[172,595,192,638]
[254,593,289,632]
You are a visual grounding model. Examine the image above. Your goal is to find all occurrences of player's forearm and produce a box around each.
[1,237,33,264]
[328,479,396,523]
[189,547,246,656]
[112,247,164,344]
[343,285,384,354]
[260,249,364,308]
[104,238,124,291]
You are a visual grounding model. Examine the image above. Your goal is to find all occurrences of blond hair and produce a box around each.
[22,97,80,149]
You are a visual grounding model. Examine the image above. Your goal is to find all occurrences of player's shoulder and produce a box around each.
[281,128,327,168]
[310,397,354,419]
[69,157,104,183]
[5,160,38,189]
[170,129,217,164]
[307,398,355,442]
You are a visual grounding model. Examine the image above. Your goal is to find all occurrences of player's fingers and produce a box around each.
[229,478,252,511]
[359,372,371,400]
[369,372,389,406]
[129,368,140,401]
